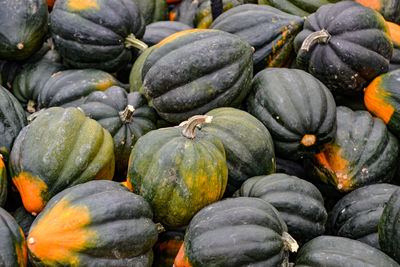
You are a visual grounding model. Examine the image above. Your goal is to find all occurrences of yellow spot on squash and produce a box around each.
[68,0,99,10]
[169,11,177,21]
[355,0,382,10]
[95,78,115,91]
[0,156,4,169]
[156,29,218,48]
[364,76,394,124]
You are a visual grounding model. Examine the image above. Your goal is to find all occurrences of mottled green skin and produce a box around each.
[127,125,228,227]
[133,0,168,25]
[130,46,155,94]
[0,208,27,267]
[201,107,275,196]
[295,236,400,267]
[330,183,398,249]
[143,21,192,47]
[50,0,145,72]
[9,107,115,211]
[247,68,336,161]
[0,157,6,207]
[142,29,253,123]
[258,0,341,17]
[79,86,158,177]
[238,174,326,245]
[0,86,27,162]
[0,0,48,61]
[28,180,158,267]
[184,197,291,266]
[38,69,126,109]
[210,4,304,71]
[294,1,393,95]
[12,207,35,239]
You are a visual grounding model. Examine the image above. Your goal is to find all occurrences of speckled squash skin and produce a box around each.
[387,21,400,71]
[294,1,393,95]
[133,0,168,25]
[355,0,400,24]
[0,156,6,207]
[9,107,115,215]
[210,4,304,71]
[27,180,158,267]
[305,106,399,193]
[258,0,341,17]
[0,207,27,267]
[141,29,253,123]
[143,21,192,47]
[330,184,398,249]
[295,236,400,266]
[247,68,336,161]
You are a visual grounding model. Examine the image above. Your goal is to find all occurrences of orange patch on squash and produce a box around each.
[0,156,4,169]
[155,239,183,255]
[364,76,394,124]
[387,21,400,45]
[46,0,55,8]
[28,199,96,266]
[174,243,192,267]
[12,173,48,215]
[169,11,177,21]
[95,78,116,91]
[354,0,382,10]
[15,232,28,267]
[68,0,99,10]
[156,29,217,48]
[121,180,133,192]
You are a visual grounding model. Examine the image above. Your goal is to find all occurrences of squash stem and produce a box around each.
[119,105,135,123]
[27,100,36,114]
[181,115,213,139]
[282,232,299,253]
[156,223,166,233]
[300,29,331,52]
[125,34,148,51]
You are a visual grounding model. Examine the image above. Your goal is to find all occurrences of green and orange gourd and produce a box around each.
[0,155,6,207]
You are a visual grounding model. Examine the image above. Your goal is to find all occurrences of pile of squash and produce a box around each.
[2,0,400,266]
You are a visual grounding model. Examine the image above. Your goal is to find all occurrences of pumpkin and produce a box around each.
[174,197,298,267]
[143,21,192,47]
[79,86,158,178]
[258,0,341,17]
[9,107,115,215]
[50,0,146,72]
[153,227,186,267]
[387,21,400,71]
[141,29,253,124]
[200,107,275,196]
[247,68,336,161]
[0,0,48,61]
[127,115,228,227]
[210,4,304,71]
[0,155,6,207]
[295,235,399,266]
[133,0,168,25]
[27,180,158,266]
[355,0,400,24]
[305,106,399,192]
[12,207,35,239]
[294,1,393,95]
[0,207,27,267]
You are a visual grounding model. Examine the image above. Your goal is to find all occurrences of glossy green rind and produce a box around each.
[133,0,168,25]
[143,21,192,47]
[258,0,341,17]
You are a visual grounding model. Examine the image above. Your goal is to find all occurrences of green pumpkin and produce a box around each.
[27,180,158,266]
[127,115,228,227]
[133,0,168,25]
[143,21,192,47]
[9,107,115,215]
[258,0,342,17]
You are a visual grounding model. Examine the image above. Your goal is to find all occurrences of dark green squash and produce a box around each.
[153,227,186,267]
[200,107,275,196]
[210,4,304,71]
[0,207,27,267]
[238,173,327,245]
[50,0,146,72]
[388,21,400,71]
[355,0,400,25]
[142,29,253,124]
[127,115,228,227]
[258,0,342,17]
[174,197,298,267]
[247,68,336,161]
[0,0,48,61]
[330,183,399,249]
[305,106,399,192]
[294,1,393,95]
[9,107,115,215]
[143,21,192,47]
[79,86,158,178]
[133,0,168,25]
[0,60,22,89]
[12,207,35,239]
[130,46,155,94]
[0,156,6,207]
[295,236,399,266]
[27,180,158,266]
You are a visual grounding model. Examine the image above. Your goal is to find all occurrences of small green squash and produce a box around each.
[258,0,342,17]
[143,21,192,47]
[133,0,168,25]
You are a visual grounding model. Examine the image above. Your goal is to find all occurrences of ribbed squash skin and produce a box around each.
[0,0,48,61]
[295,236,400,266]
[9,107,115,215]
[153,227,185,267]
[127,121,228,227]
[79,86,157,177]
[143,21,192,47]
[130,46,155,94]
[27,180,158,266]
[38,69,126,109]
[294,1,393,95]
[238,174,326,245]
[142,29,253,123]
[0,208,27,267]
[210,4,304,71]
[305,106,399,192]
[0,86,27,162]
[387,21,400,71]
[201,107,275,196]
[12,207,35,239]
[50,0,145,72]
[330,183,398,249]
[133,0,168,25]
[355,0,400,24]
[247,68,336,160]
[258,0,341,17]
[0,156,6,207]
[175,197,295,267]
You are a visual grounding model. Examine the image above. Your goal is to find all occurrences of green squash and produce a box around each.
[9,107,115,215]
[27,180,158,266]
[133,0,168,25]
[143,21,192,47]
[127,115,228,227]
[0,156,6,207]
[12,207,35,239]
[247,68,336,161]
[0,60,22,89]
[294,1,393,95]
[388,21,400,71]
[130,46,155,94]
[153,227,186,267]
[355,0,400,25]
[258,0,342,17]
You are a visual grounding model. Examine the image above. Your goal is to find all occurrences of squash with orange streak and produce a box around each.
[9,107,115,215]
[305,106,399,192]
[47,0,55,7]
[0,207,27,267]
[387,21,400,71]
[27,180,158,266]
[355,0,400,24]
[153,227,186,266]
[0,155,7,207]
[132,0,168,25]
